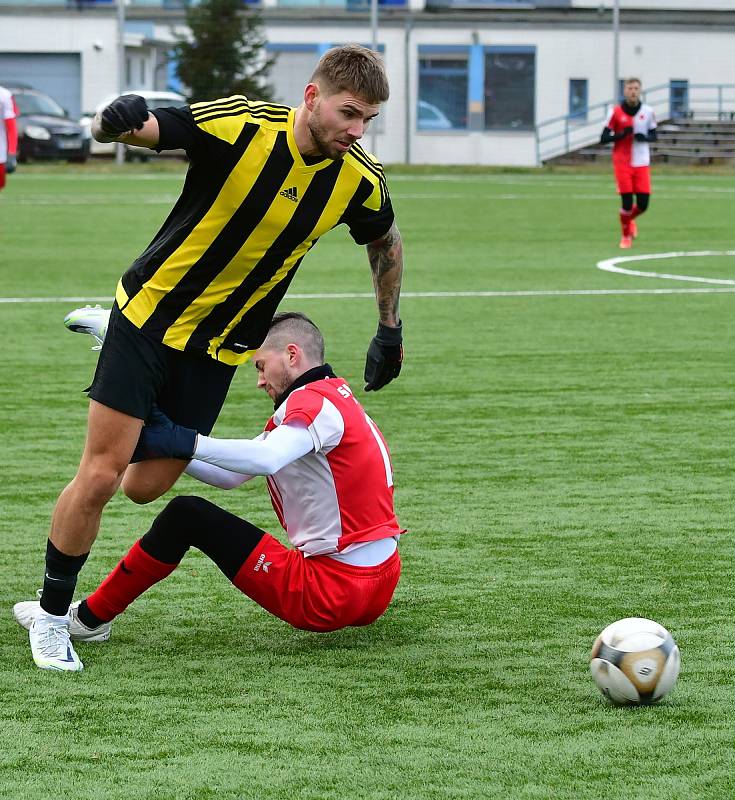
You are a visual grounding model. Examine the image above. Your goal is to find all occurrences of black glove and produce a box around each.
[619,126,634,139]
[100,94,149,137]
[5,154,16,174]
[131,407,197,463]
[364,321,403,392]
[634,132,648,142]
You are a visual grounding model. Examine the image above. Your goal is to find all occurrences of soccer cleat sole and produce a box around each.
[32,656,84,673]
[63,305,109,351]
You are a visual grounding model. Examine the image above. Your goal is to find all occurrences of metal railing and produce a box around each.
[535,83,735,165]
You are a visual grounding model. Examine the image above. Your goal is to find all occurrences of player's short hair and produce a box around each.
[263,312,325,364]
[310,44,389,104]
[624,77,642,86]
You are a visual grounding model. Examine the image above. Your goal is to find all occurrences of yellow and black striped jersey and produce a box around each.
[115,96,394,365]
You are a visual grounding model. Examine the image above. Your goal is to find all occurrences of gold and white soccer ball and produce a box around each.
[590,617,680,705]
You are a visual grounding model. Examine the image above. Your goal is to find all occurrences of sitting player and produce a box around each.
[600,77,657,249]
[14,312,403,669]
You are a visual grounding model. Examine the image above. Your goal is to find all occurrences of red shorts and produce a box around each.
[0,164,5,189]
[232,533,401,632]
[614,164,651,195]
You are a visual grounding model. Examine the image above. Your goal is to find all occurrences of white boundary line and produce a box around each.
[12,172,735,189]
[4,252,735,305]
[596,250,735,285]
[3,286,735,305]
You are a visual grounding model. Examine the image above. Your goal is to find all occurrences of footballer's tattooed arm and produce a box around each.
[366,222,403,327]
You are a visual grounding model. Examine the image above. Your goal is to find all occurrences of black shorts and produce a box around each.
[87,303,236,434]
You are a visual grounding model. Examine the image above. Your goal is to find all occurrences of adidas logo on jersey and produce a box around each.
[279,186,298,202]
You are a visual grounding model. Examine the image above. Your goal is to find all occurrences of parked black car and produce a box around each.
[6,84,90,163]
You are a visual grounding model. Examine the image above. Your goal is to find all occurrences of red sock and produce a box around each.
[619,209,633,236]
[631,204,641,219]
[85,540,178,622]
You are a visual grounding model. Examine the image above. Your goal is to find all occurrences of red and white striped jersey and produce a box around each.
[263,376,403,557]
[606,103,657,167]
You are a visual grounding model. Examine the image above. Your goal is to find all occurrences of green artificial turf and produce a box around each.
[1,163,735,799]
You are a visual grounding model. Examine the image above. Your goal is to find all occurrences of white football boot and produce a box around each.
[13,594,111,643]
[28,613,83,672]
[63,304,111,350]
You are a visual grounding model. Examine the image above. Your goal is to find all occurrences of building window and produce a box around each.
[484,47,535,130]
[267,45,321,107]
[569,78,588,122]
[417,48,468,130]
[345,0,407,6]
[669,80,689,118]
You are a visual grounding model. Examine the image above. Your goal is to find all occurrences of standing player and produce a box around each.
[600,77,657,248]
[0,84,18,192]
[21,44,405,671]
[14,313,404,665]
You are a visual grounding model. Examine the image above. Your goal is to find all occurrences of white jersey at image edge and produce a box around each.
[0,86,16,164]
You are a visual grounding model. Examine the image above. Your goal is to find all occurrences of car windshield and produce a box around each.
[151,99,184,109]
[14,92,67,118]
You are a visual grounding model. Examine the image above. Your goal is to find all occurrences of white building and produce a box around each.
[1,0,734,164]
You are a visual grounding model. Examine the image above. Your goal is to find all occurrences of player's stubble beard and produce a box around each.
[266,360,293,404]
[307,105,347,161]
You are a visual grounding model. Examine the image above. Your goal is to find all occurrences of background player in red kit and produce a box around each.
[14,312,403,664]
[0,84,18,191]
[600,77,657,249]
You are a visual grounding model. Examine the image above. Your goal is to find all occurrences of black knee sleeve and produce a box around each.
[636,194,650,213]
[140,495,266,580]
[620,193,634,211]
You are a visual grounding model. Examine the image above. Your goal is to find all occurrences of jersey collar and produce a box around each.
[621,100,642,116]
[286,108,335,172]
[273,363,337,409]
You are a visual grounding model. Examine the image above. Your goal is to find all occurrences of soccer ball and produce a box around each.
[590,617,680,705]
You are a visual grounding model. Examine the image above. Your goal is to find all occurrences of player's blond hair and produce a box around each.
[624,77,642,86]
[310,44,389,104]
[263,312,325,364]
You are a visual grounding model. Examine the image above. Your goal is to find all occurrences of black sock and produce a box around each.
[76,600,106,630]
[40,539,89,616]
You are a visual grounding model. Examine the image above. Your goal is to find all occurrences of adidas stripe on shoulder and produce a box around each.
[191,96,292,126]
[347,144,389,207]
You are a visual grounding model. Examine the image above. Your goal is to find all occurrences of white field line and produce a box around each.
[10,172,735,192]
[392,192,735,201]
[11,192,735,206]
[11,173,186,181]
[597,250,735,285]
[4,254,735,304]
[4,287,735,305]
[11,195,180,205]
[10,192,614,204]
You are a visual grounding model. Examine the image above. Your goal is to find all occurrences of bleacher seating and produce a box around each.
[551,118,735,165]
